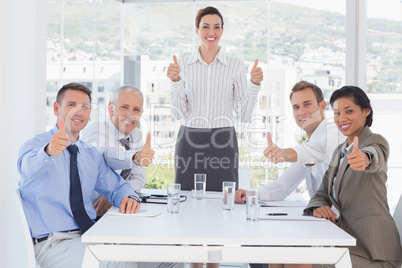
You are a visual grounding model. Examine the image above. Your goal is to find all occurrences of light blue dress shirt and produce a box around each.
[17,125,137,239]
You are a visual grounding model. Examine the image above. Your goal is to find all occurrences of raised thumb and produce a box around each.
[352,136,359,152]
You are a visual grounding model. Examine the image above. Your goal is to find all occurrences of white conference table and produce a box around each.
[81,190,355,267]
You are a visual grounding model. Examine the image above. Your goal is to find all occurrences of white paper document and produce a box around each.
[260,195,309,207]
[260,199,308,207]
[108,207,162,217]
[260,214,327,221]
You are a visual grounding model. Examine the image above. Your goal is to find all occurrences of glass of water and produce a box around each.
[222,181,236,211]
[167,183,181,213]
[246,189,260,221]
[194,173,206,200]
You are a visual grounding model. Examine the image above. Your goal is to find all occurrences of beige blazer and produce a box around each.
[304,126,402,262]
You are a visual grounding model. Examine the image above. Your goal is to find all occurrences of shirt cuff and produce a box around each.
[39,144,55,163]
[113,183,138,206]
[292,144,308,164]
[249,81,260,95]
[170,80,186,97]
[364,151,372,169]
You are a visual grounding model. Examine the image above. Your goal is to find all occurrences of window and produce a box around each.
[367,0,402,94]
[46,1,401,205]
[46,0,121,129]
[367,0,402,209]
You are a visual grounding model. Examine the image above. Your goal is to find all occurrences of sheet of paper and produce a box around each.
[260,195,308,207]
[108,207,162,217]
[260,214,327,221]
[260,199,308,207]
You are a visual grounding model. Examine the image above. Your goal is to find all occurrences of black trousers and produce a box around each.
[174,126,239,191]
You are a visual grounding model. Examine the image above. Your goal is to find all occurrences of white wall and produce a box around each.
[0,0,47,266]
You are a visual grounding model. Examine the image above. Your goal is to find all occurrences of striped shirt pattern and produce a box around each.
[170,47,260,128]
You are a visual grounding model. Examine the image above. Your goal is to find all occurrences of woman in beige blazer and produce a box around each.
[304,86,402,268]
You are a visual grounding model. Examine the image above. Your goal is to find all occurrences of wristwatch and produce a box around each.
[132,152,141,166]
[365,152,372,170]
[128,195,141,203]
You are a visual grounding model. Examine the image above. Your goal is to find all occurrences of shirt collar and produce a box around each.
[187,46,227,66]
[340,142,353,159]
[107,118,131,141]
[306,118,327,142]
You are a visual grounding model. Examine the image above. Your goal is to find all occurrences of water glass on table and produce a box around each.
[246,189,260,221]
[222,181,236,211]
[167,183,181,213]
[194,173,206,200]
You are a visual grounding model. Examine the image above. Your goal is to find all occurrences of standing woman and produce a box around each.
[167,6,263,191]
[301,86,402,268]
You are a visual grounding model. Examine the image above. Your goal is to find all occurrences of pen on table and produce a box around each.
[266,213,288,216]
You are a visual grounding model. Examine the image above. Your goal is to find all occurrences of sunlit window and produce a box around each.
[46,1,401,206]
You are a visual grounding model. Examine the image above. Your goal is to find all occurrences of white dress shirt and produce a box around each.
[170,47,260,128]
[81,119,147,191]
[259,119,345,201]
[331,142,352,201]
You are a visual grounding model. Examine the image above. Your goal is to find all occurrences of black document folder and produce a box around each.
[140,194,187,204]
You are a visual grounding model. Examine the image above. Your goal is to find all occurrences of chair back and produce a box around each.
[14,189,38,268]
[393,194,402,245]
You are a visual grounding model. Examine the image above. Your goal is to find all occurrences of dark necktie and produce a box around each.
[119,137,131,180]
[67,144,94,234]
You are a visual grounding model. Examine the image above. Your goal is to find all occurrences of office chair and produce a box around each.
[14,189,39,268]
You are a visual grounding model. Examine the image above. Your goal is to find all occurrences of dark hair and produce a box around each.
[329,85,373,127]
[289,80,324,103]
[56,82,92,104]
[195,6,224,29]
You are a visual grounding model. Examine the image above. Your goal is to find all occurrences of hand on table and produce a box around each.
[119,197,140,214]
[235,189,247,204]
[93,195,112,215]
[313,206,338,223]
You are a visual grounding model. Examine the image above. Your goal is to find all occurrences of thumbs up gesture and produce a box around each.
[250,59,263,86]
[263,132,286,164]
[167,55,180,82]
[134,133,155,167]
[347,136,369,171]
[45,118,69,156]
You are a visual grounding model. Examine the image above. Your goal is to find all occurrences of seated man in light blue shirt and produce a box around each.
[82,85,155,215]
[18,83,175,268]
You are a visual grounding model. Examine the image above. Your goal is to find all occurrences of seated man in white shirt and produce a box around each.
[82,85,155,214]
[236,80,344,203]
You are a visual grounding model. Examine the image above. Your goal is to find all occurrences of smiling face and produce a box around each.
[291,87,326,138]
[196,14,223,50]
[54,89,91,141]
[333,97,370,145]
[109,90,143,136]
